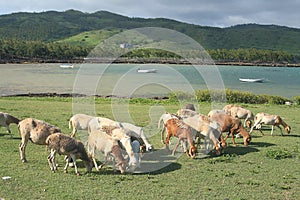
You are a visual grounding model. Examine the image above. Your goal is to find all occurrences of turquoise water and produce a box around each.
[0,63,299,98]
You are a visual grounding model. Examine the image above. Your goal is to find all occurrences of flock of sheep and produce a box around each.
[0,103,291,175]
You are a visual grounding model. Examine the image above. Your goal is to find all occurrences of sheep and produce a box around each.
[88,117,138,171]
[163,117,197,158]
[87,129,127,174]
[181,114,226,155]
[120,122,153,152]
[69,114,95,137]
[209,113,251,146]
[223,104,254,128]
[249,112,291,136]
[207,109,226,117]
[18,118,61,163]
[46,133,93,175]
[0,112,20,138]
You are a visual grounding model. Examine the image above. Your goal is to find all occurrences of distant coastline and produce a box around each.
[1,57,300,67]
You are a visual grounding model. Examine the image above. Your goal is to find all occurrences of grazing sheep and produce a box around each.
[69,114,152,154]
[46,133,93,175]
[207,109,226,117]
[163,117,197,158]
[69,114,95,137]
[18,118,61,162]
[158,113,180,144]
[223,104,254,128]
[176,109,227,154]
[249,112,291,136]
[176,109,199,118]
[87,129,127,174]
[88,117,138,170]
[121,122,153,152]
[210,113,251,146]
[0,112,20,138]
[181,114,226,156]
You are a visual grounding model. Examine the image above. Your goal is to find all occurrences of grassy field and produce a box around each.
[0,97,299,200]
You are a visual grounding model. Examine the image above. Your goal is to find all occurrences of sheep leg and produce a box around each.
[271,125,275,136]
[160,125,166,144]
[70,128,77,137]
[231,133,237,146]
[5,124,12,139]
[66,154,79,175]
[165,133,171,151]
[47,149,57,172]
[229,129,237,146]
[172,139,181,156]
[19,137,29,163]
[223,133,230,141]
[91,157,100,171]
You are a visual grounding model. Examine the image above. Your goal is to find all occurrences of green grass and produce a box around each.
[0,97,299,199]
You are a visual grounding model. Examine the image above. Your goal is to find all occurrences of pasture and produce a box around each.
[0,97,299,199]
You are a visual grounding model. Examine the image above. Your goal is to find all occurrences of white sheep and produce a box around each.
[87,129,127,174]
[88,117,138,170]
[46,133,93,175]
[69,114,95,137]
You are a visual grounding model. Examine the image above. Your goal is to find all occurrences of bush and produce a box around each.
[193,89,290,104]
[293,96,300,105]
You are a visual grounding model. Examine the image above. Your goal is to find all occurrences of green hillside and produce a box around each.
[1,10,300,55]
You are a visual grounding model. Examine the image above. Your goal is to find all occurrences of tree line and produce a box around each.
[0,39,298,64]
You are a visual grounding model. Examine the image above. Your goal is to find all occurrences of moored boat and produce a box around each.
[239,78,264,83]
[60,64,74,69]
[136,68,157,73]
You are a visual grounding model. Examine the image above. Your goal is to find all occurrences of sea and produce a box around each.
[0,63,299,99]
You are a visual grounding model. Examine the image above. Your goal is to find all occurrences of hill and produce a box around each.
[1,10,300,55]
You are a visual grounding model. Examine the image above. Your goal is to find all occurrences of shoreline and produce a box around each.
[1,58,300,67]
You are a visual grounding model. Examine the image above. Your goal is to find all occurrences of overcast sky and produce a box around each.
[1,0,299,28]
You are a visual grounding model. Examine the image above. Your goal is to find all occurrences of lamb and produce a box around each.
[46,133,93,175]
[87,129,127,174]
[18,118,61,163]
[0,112,20,138]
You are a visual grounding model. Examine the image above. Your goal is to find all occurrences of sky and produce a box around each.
[0,0,300,28]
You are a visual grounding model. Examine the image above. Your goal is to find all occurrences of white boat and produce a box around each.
[239,78,264,83]
[136,68,157,73]
[60,64,74,69]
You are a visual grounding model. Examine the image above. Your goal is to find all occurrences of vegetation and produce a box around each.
[0,96,299,199]
[1,10,300,64]
[168,89,291,104]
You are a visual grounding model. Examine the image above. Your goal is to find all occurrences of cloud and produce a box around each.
[0,0,299,28]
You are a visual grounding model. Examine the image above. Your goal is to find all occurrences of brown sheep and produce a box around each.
[18,118,61,162]
[210,113,251,146]
[163,118,197,158]
[46,133,93,175]
[0,112,20,138]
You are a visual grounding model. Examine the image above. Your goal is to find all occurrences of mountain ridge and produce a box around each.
[0,10,300,54]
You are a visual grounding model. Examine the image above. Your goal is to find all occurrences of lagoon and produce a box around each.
[0,63,299,99]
